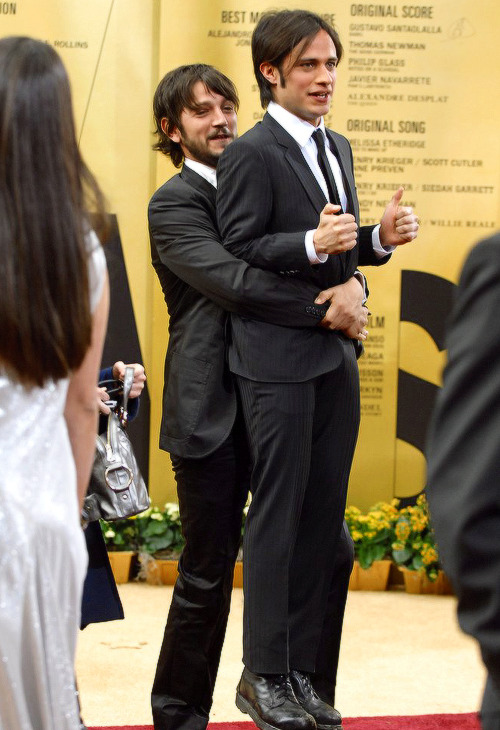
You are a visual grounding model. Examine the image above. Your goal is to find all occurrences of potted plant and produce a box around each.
[345,501,399,590]
[101,518,137,583]
[135,504,185,585]
[391,494,452,594]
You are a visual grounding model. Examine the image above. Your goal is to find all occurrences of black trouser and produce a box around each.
[481,676,500,730]
[151,416,250,730]
[237,339,360,674]
[311,521,354,707]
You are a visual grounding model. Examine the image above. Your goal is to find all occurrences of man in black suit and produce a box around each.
[427,232,500,730]
[148,64,370,730]
[216,11,419,730]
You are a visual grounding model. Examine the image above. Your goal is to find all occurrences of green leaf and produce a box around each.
[392,547,412,564]
[358,543,387,569]
[412,555,424,571]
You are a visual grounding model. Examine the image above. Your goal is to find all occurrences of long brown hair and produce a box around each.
[0,36,107,386]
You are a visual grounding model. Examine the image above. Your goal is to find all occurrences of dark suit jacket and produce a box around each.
[216,112,389,382]
[149,164,335,459]
[427,233,500,695]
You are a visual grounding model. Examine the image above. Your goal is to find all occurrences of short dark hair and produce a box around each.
[152,64,239,167]
[0,36,107,386]
[252,10,343,108]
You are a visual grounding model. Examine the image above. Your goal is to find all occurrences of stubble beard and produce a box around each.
[182,130,234,168]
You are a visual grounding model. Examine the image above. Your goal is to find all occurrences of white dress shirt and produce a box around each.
[184,157,217,188]
[267,102,392,264]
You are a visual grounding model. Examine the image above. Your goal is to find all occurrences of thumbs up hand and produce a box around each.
[379,186,419,247]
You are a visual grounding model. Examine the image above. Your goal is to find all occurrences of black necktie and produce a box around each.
[312,129,343,211]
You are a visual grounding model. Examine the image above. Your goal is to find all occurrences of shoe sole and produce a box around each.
[236,691,287,730]
[317,725,343,730]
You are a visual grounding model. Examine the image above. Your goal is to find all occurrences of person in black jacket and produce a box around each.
[216,11,418,729]
[427,232,500,730]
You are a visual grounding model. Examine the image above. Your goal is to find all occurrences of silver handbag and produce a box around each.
[82,366,150,523]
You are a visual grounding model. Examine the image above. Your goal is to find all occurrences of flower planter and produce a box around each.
[233,561,243,588]
[107,550,134,584]
[145,558,179,585]
[349,559,391,591]
[144,558,244,587]
[348,560,359,590]
[401,568,454,595]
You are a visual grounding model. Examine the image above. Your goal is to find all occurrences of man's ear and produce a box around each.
[259,61,279,86]
[162,117,181,144]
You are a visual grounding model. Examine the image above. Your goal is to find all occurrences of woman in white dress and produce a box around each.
[0,37,109,730]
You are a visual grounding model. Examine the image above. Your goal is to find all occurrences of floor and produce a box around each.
[76,583,486,727]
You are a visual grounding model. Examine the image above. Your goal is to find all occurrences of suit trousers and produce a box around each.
[151,414,250,730]
[481,676,500,730]
[236,337,360,674]
[311,520,354,705]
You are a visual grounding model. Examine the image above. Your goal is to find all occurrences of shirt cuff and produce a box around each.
[305,230,328,264]
[354,270,368,304]
[372,224,395,258]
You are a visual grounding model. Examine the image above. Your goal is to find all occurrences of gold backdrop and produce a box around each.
[2,0,499,509]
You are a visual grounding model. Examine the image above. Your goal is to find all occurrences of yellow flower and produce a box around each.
[346,506,361,517]
[422,547,438,565]
[395,520,411,541]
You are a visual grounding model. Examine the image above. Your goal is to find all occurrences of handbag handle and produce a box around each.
[98,378,123,398]
[119,366,134,428]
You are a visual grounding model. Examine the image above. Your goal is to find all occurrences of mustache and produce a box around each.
[207,128,234,140]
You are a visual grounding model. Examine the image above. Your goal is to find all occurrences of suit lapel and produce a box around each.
[262,113,327,215]
[181,164,217,208]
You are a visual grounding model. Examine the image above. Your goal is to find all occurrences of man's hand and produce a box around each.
[112,361,146,399]
[315,277,369,339]
[379,186,419,248]
[313,204,358,256]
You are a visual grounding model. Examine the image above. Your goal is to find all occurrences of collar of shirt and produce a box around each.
[184,157,217,188]
[266,102,346,209]
[267,101,325,148]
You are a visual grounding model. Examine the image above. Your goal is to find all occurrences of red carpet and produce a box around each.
[88,712,481,729]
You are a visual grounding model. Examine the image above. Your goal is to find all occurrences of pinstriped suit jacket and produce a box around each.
[217,112,389,383]
[149,164,333,458]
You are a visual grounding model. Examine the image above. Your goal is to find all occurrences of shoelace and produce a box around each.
[297,672,319,700]
[272,674,295,706]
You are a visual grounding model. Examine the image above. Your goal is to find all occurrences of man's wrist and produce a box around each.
[306,229,328,264]
[373,224,394,257]
[353,271,368,304]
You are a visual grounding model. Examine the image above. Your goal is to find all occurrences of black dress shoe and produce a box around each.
[289,671,343,730]
[236,667,317,730]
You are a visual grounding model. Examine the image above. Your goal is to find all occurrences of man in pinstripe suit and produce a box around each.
[217,10,419,730]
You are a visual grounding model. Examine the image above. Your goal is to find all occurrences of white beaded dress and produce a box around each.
[0,238,106,730]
